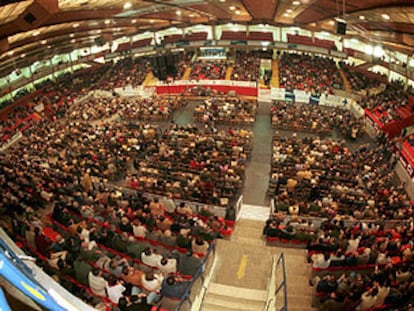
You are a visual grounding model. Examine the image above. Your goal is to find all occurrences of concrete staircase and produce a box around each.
[225,66,234,80]
[270,60,279,88]
[200,216,315,311]
[202,283,267,310]
[338,68,352,92]
[182,67,192,80]
[142,71,157,86]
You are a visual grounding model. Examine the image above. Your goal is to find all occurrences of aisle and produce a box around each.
[242,101,273,206]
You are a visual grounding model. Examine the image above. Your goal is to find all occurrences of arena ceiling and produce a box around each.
[0,0,414,64]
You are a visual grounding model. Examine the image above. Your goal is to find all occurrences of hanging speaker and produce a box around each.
[336,21,347,35]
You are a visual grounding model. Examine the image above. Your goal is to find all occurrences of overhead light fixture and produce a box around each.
[359,15,365,20]
[286,9,293,13]
[71,39,76,43]
[70,33,75,38]
[47,45,51,49]
[219,0,226,2]
[20,53,26,58]
[283,13,290,17]
[292,0,301,5]
[96,29,102,33]
[41,40,47,44]
[176,10,182,16]
[32,31,40,36]
[381,13,390,20]
[328,20,335,25]
[229,6,236,10]
[189,13,195,17]
[73,23,80,28]
[104,19,111,24]
[124,2,132,10]
[8,51,14,56]
[132,19,137,23]
[235,10,241,15]
[149,19,154,23]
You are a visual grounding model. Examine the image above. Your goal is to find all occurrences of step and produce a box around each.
[202,302,245,311]
[203,292,265,310]
[207,283,268,301]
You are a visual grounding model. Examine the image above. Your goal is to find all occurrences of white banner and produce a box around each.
[258,88,272,103]
[114,86,156,98]
[155,80,256,87]
[270,88,285,101]
[293,89,310,103]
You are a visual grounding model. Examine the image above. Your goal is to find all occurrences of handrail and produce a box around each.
[174,242,216,311]
[275,253,288,311]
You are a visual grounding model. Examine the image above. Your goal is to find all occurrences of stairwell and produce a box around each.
[182,67,192,80]
[142,71,157,86]
[270,60,279,88]
[338,68,352,92]
[225,66,234,80]
[200,215,314,311]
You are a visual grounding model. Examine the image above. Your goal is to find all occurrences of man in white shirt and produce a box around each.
[106,275,125,304]
[157,256,177,275]
[88,269,108,297]
[141,248,162,268]
[142,272,164,292]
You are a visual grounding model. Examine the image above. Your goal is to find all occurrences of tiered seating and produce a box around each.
[189,60,226,80]
[220,31,247,41]
[194,97,257,125]
[287,34,312,45]
[339,63,383,92]
[184,32,207,41]
[231,50,262,81]
[279,53,344,94]
[131,38,153,49]
[247,31,273,41]
[163,34,183,44]
[313,38,335,50]
[267,136,407,221]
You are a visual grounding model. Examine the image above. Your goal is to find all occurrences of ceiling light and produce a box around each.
[219,0,226,2]
[286,9,293,13]
[32,31,40,36]
[381,13,390,20]
[71,39,76,43]
[70,33,75,38]
[189,13,195,17]
[104,19,111,24]
[8,51,14,56]
[124,2,132,10]
[283,13,290,17]
[229,6,236,10]
[41,40,47,44]
[235,10,241,15]
[47,45,51,49]
[150,19,154,23]
[96,29,102,33]
[359,15,365,20]
[328,20,335,25]
[292,0,301,5]
[20,53,25,58]
[73,23,80,28]
[132,19,137,23]
[176,10,181,16]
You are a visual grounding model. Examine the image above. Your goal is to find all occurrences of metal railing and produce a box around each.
[274,253,288,311]
[174,242,216,311]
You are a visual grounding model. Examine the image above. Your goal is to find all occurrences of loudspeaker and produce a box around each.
[94,36,106,46]
[23,13,37,25]
[336,21,347,35]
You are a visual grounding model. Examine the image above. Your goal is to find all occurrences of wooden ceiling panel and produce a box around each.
[240,0,279,20]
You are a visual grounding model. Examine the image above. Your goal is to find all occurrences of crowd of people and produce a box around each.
[231,51,261,81]
[279,53,344,95]
[271,102,364,140]
[194,97,257,126]
[125,124,251,206]
[66,96,178,122]
[189,60,226,80]
[358,83,411,126]
[339,62,383,92]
